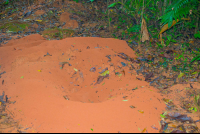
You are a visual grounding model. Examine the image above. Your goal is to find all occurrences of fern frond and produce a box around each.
[160,0,198,27]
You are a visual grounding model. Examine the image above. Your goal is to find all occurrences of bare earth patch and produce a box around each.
[0,34,167,133]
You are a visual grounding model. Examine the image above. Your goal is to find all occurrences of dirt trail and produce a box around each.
[0,34,167,132]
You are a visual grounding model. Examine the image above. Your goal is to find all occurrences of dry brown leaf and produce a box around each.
[141,17,150,42]
[159,19,179,36]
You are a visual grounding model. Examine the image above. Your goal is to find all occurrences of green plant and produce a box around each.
[127,24,140,33]
[160,0,198,28]
[173,51,191,72]
[156,42,163,49]
[171,33,182,39]
[195,95,200,104]
[108,0,144,21]
[1,0,9,5]
[73,0,79,3]
[165,35,177,47]
[189,95,200,113]
[191,54,200,63]
[87,0,95,2]
[108,0,163,41]
[194,31,200,39]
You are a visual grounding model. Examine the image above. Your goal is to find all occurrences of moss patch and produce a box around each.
[0,22,30,33]
[42,28,74,39]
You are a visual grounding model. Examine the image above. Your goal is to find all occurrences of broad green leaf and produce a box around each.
[178,72,184,78]
[192,72,198,75]
[194,31,200,39]
[193,107,197,112]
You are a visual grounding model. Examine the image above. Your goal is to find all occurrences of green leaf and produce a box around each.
[195,95,199,102]
[191,55,200,63]
[196,57,200,61]
[178,72,184,78]
[73,68,78,72]
[108,2,117,8]
[171,39,177,43]
[117,73,122,77]
[193,107,197,112]
[3,0,9,5]
[192,72,198,75]
[160,114,166,118]
[160,0,197,28]
[194,31,200,39]
[189,107,197,112]
[100,70,109,76]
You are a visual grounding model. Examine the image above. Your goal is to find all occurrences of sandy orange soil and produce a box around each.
[0,34,167,132]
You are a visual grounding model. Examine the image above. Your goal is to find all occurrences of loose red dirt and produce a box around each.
[1,34,168,132]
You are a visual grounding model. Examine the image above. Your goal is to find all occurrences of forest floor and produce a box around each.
[0,0,199,133]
